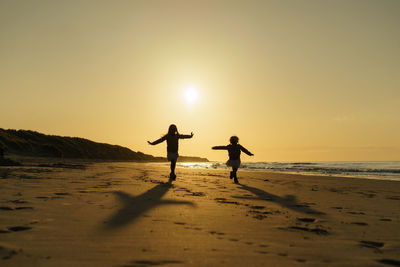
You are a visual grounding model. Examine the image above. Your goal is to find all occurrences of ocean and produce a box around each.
[175,161,400,181]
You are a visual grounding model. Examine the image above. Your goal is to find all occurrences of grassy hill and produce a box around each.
[0,129,208,162]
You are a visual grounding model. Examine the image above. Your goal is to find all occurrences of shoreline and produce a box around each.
[152,162,400,182]
[4,154,400,181]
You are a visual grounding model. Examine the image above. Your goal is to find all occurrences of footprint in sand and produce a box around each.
[295,203,311,208]
[387,196,400,200]
[9,200,28,204]
[185,192,205,197]
[78,190,91,194]
[297,217,316,223]
[252,214,268,220]
[351,222,368,226]
[0,206,13,211]
[376,259,400,266]
[248,210,271,216]
[7,226,32,232]
[359,240,384,249]
[283,226,330,235]
[214,198,241,205]
[127,260,184,266]
[347,211,365,215]
[54,192,70,196]
[209,231,225,236]
[36,196,49,199]
[250,206,265,209]
[15,207,34,210]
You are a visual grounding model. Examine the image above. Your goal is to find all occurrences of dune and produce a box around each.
[1,162,400,266]
[0,128,208,162]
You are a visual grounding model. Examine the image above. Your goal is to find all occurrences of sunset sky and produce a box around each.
[1,0,399,161]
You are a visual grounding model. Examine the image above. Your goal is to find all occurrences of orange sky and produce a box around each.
[1,0,399,161]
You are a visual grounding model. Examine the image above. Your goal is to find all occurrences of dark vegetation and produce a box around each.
[0,129,208,162]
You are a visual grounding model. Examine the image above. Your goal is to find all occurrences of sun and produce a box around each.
[184,86,199,105]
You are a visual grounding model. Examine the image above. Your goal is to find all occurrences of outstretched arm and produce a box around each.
[147,135,166,145]
[239,145,254,156]
[212,145,228,150]
[179,132,194,139]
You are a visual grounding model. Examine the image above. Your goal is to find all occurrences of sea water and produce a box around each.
[175,161,400,181]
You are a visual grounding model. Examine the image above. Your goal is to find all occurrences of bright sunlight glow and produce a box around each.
[184,86,199,105]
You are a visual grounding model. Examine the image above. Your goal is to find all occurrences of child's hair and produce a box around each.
[230,136,239,144]
[167,124,178,136]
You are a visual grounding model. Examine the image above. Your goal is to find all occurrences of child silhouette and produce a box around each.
[212,136,253,183]
[148,124,194,180]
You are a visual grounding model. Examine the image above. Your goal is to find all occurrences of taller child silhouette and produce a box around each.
[148,124,194,180]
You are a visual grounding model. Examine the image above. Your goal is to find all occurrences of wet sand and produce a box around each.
[1,162,400,266]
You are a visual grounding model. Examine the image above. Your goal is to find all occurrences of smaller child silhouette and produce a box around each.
[212,136,253,183]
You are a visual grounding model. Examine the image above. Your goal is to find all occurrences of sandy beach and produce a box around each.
[1,162,400,266]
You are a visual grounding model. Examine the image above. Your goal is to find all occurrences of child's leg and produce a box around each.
[170,160,177,179]
[232,167,238,183]
[232,167,238,177]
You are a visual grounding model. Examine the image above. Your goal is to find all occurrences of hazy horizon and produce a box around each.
[1,0,399,162]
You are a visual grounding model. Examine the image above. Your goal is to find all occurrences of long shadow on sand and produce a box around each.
[104,182,195,230]
[233,184,325,216]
